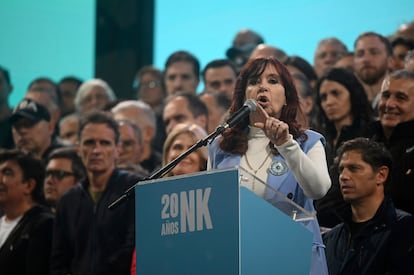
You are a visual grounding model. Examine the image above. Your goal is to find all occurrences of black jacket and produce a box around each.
[0,205,54,275]
[371,120,414,214]
[315,121,375,228]
[50,169,141,275]
[323,198,414,275]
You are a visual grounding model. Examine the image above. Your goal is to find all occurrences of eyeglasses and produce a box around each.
[140,80,161,89]
[120,139,137,149]
[132,80,161,90]
[45,170,75,180]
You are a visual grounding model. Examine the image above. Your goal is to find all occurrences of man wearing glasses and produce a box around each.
[44,147,86,211]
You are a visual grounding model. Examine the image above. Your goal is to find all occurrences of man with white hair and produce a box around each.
[111,100,162,174]
[74,78,116,115]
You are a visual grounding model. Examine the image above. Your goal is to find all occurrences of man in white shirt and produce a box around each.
[0,149,54,274]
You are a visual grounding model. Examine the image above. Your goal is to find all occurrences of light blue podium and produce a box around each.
[135,167,314,274]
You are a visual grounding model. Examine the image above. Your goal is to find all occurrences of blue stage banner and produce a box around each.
[135,168,240,274]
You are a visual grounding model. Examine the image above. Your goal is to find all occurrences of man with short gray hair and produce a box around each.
[371,69,414,214]
[112,100,162,174]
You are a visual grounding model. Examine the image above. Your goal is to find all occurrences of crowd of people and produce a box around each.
[1,20,414,274]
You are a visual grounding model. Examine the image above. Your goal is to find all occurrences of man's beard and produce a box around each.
[358,66,387,86]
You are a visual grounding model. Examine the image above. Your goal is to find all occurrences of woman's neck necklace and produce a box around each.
[245,151,271,175]
[244,151,271,192]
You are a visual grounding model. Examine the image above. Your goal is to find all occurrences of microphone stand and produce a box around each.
[108,125,226,209]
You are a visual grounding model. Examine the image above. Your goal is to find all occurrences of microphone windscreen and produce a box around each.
[244,99,257,112]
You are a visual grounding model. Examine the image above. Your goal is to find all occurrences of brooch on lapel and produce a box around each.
[268,159,288,176]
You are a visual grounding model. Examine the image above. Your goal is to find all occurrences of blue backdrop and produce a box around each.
[154,0,414,92]
[1,0,413,106]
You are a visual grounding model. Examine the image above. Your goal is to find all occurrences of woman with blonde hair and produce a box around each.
[130,122,208,274]
[162,122,208,177]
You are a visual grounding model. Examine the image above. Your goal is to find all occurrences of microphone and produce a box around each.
[223,99,257,129]
[208,99,257,142]
[108,99,257,209]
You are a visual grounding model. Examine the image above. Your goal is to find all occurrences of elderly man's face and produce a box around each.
[378,77,414,130]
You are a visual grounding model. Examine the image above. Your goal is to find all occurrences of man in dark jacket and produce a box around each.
[0,149,54,275]
[10,98,65,163]
[323,138,414,275]
[371,69,414,215]
[50,111,142,275]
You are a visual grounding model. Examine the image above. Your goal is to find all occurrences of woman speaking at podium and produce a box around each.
[208,57,331,275]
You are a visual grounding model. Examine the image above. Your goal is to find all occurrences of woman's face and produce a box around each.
[245,64,286,118]
[319,80,353,123]
[167,132,204,176]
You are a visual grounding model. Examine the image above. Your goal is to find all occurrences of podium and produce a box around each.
[135,167,314,274]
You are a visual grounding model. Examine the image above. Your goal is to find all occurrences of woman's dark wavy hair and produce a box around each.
[315,68,374,140]
[220,57,306,154]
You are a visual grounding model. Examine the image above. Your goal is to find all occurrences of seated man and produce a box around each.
[371,69,414,214]
[0,149,54,274]
[58,113,80,145]
[323,138,414,275]
[199,90,230,133]
[116,119,148,176]
[163,51,200,95]
[112,100,162,175]
[201,59,237,99]
[163,92,208,134]
[44,147,86,211]
[50,111,142,275]
[11,98,65,162]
